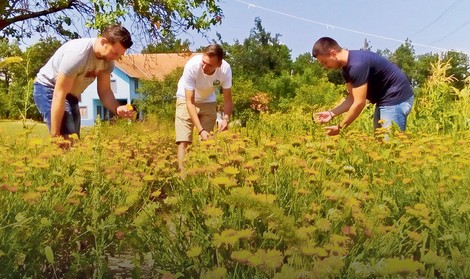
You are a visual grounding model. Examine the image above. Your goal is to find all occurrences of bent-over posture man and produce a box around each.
[312,37,414,136]
[175,44,233,174]
[34,24,135,139]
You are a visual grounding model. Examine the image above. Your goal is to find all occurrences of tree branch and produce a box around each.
[0,0,79,31]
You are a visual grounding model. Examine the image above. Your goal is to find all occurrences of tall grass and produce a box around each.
[1,60,469,278]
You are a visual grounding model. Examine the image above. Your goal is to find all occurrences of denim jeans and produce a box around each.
[373,95,414,131]
[33,82,81,136]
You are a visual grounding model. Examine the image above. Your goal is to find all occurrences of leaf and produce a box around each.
[45,246,55,264]
[0,56,23,69]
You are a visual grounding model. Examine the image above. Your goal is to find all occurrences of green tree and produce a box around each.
[136,68,183,119]
[142,35,192,54]
[1,0,224,41]
[23,37,62,80]
[442,50,469,90]
[0,39,22,118]
[414,53,439,87]
[224,17,292,79]
[0,37,61,119]
[390,39,415,83]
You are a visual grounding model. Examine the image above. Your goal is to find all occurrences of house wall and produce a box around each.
[79,67,139,126]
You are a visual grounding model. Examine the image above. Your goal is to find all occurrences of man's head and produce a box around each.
[201,44,224,75]
[97,24,133,61]
[312,37,344,69]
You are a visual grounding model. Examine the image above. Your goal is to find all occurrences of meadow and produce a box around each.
[0,110,469,278]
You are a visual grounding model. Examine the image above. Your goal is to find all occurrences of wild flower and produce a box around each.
[223,166,240,176]
[186,246,202,258]
[373,258,424,277]
[311,256,344,278]
[202,205,224,218]
[341,226,357,236]
[243,161,257,171]
[296,226,316,240]
[249,192,276,204]
[245,174,259,184]
[205,217,223,230]
[201,267,227,279]
[114,206,129,216]
[315,218,332,232]
[296,188,311,195]
[243,208,260,221]
[270,161,279,173]
[22,192,41,204]
[231,250,253,264]
[406,230,422,242]
[212,176,236,187]
[343,165,355,174]
[237,229,256,240]
[213,229,239,248]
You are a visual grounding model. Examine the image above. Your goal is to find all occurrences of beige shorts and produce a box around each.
[175,99,217,143]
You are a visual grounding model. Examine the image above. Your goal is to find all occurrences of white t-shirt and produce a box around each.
[36,38,114,97]
[176,54,232,103]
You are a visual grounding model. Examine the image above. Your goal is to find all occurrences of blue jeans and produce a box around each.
[373,95,414,131]
[33,82,81,136]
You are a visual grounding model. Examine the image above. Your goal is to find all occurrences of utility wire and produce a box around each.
[235,0,453,53]
[429,18,470,45]
[408,0,464,38]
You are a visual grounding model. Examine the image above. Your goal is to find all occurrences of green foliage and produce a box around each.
[1,0,224,42]
[390,39,415,83]
[412,59,459,133]
[414,53,439,87]
[141,35,192,54]
[0,38,60,120]
[136,68,183,120]
[23,37,62,80]
[441,51,470,90]
[2,116,470,277]
[223,17,292,79]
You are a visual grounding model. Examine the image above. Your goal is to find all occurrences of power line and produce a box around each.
[408,0,464,38]
[235,0,452,53]
[429,18,470,45]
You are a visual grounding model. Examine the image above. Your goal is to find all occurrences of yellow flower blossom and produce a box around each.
[186,246,202,258]
[202,205,224,217]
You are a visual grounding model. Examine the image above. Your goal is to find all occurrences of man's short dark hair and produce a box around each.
[312,37,342,58]
[203,44,225,61]
[102,24,133,49]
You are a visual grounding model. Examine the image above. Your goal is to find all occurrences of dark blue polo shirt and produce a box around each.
[342,50,413,105]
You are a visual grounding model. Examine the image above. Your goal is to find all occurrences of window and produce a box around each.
[111,79,117,94]
[79,106,88,118]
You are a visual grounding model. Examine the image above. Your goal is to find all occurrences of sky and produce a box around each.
[177,0,470,59]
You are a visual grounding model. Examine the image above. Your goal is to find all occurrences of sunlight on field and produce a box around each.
[0,115,469,278]
[0,119,49,142]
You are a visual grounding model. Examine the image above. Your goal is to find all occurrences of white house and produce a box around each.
[79,52,199,126]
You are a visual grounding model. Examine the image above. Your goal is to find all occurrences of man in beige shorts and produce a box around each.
[175,44,233,174]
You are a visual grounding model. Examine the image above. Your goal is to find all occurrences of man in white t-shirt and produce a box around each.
[33,24,135,142]
[175,44,233,173]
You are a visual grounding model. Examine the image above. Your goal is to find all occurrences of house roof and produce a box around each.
[115,52,200,80]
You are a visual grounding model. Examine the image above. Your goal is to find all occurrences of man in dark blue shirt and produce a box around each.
[312,37,414,136]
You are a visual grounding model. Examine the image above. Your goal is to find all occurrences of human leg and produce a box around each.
[175,99,194,173]
[177,141,189,172]
[374,95,414,131]
[33,83,81,137]
[33,82,54,132]
[61,94,81,137]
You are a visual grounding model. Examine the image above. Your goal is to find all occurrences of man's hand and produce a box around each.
[116,104,135,119]
[315,111,334,123]
[324,125,341,136]
[218,119,229,132]
[51,134,75,150]
[199,129,212,141]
